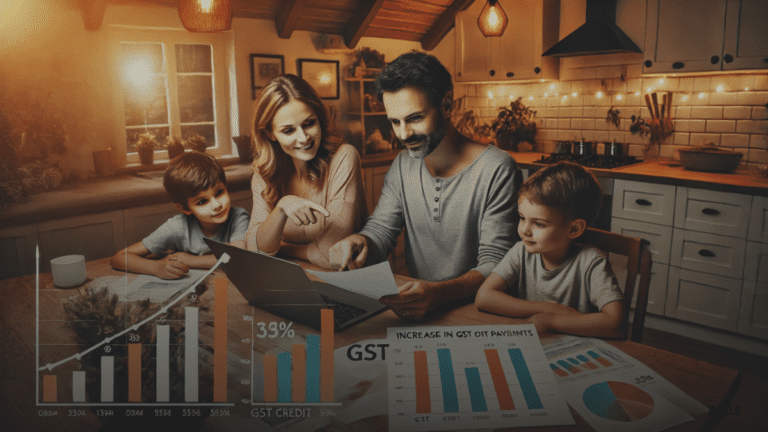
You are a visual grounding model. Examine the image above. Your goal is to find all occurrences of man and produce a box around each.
[329,51,521,320]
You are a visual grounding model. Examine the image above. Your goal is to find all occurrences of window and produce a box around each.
[110,27,234,163]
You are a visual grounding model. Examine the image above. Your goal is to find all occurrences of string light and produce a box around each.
[658,78,665,84]
[745,87,749,91]
[635,92,640,96]
[487,91,494,98]
[698,92,706,99]
[616,94,623,101]
[716,85,725,92]
[509,94,515,99]
[572,92,578,97]
[596,91,604,98]
[529,96,534,100]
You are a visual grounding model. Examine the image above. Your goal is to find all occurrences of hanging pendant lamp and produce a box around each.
[477,0,508,37]
[178,0,232,33]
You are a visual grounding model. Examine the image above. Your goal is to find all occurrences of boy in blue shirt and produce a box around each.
[476,162,626,338]
[111,152,250,279]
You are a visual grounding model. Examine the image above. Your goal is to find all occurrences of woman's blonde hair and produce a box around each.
[250,74,341,207]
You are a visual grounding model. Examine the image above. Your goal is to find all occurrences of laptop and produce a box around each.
[203,238,388,331]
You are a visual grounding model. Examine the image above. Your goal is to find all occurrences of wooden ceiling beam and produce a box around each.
[82,0,108,31]
[343,0,386,49]
[420,0,475,51]
[276,0,308,39]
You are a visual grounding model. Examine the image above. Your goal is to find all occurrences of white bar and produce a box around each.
[157,325,170,402]
[101,356,114,402]
[185,307,199,402]
[72,371,86,403]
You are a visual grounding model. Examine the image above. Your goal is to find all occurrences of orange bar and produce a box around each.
[263,355,277,402]
[43,375,57,402]
[292,344,306,402]
[128,343,141,402]
[484,349,515,410]
[214,277,227,402]
[320,309,334,402]
[595,357,613,367]
[413,351,431,414]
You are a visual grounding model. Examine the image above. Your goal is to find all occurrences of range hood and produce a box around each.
[542,0,642,57]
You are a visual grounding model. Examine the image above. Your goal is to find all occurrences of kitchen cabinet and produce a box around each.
[643,0,768,74]
[739,196,768,339]
[454,0,560,82]
[345,73,395,156]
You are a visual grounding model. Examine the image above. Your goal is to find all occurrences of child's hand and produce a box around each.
[545,300,582,315]
[165,251,195,266]
[155,255,190,279]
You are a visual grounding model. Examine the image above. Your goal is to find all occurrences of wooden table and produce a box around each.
[0,258,740,432]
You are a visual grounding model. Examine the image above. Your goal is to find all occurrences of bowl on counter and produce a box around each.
[677,145,743,173]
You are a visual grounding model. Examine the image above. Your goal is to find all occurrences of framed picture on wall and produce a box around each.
[250,54,284,99]
[297,59,340,100]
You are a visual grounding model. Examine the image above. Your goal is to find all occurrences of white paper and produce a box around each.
[542,335,706,431]
[387,324,575,431]
[89,270,207,303]
[307,261,399,300]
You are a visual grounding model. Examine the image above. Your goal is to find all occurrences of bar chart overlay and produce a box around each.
[387,325,574,431]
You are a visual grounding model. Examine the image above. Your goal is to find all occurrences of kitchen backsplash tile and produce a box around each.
[457,70,768,167]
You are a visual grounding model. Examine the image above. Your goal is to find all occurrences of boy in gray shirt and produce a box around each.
[111,152,249,279]
[476,162,626,338]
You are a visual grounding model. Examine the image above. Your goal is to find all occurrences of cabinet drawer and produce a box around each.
[610,255,668,316]
[748,196,768,243]
[738,280,768,340]
[611,218,673,264]
[744,241,768,283]
[612,180,676,225]
[674,187,751,238]
[665,267,742,332]
[670,229,746,279]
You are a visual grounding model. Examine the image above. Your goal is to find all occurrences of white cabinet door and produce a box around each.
[748,196,768,244]
[739,242,768,339]
[670,228,746,279]
[611,218,673,264]
[611,254,668,316]
[666,267,742,332]
[674,187,752,239]
[722,0,768,70]
[643,0,727,73]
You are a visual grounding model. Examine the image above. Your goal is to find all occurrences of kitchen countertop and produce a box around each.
[2,150,767,229]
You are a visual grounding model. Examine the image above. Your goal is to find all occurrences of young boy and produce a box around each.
[111,151,250,279]
[475,162,626,338]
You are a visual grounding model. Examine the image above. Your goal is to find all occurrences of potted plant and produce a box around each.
[135,132,158,165]
[452,96,493,144]
[165,135,185,160]
[491,97,538,152]
[184,133,207,153]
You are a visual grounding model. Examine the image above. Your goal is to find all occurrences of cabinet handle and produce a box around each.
[710,55,720,64]
[698,249,715,258]
[644,60,652,68]
[672,62,685,69]
[534,67,541,74]
[701,208,720,216]
[506,72,515,78]
[723,54,733,64]
[489,69,496,77]
[635,199,652,206]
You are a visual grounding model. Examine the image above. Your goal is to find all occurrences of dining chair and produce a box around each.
[576,227,652,343]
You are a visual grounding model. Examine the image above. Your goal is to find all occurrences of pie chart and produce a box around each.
[583,381,654,422]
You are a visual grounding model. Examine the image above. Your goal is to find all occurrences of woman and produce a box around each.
[246,74,368,269]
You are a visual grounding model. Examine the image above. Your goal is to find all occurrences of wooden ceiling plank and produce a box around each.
[343,0,386,49]
[276,0,309,39]
[364,27,422,42]
[82,0,108,31]
[420,0,474,51]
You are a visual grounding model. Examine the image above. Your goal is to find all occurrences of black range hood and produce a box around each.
[542,0,642,57]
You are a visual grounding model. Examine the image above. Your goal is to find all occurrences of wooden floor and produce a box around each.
[641,327,768,431]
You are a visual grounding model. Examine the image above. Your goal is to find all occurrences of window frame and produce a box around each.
[107,26,234,165]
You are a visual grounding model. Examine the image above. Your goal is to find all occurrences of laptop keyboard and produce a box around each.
[318,294,367,324]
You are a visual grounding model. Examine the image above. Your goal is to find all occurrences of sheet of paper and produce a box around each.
[542,335,706,431]
[89,270,207,303]
[306,261,399,300]
[387,324,575,431]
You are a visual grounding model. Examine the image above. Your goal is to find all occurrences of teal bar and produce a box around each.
[437,348,459,413]
[278,352,292,403]
[464,367,487,412]
[306,335,320,403]
[508,349,543,409]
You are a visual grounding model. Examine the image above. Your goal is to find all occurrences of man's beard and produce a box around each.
[404,116,446,160]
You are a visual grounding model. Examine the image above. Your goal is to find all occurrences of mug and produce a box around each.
[51,255,87,288]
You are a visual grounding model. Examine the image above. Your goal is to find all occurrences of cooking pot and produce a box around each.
[555,140,572,154]
[572,140,593,156]
[605,141,624,156]
[677,145,743,173]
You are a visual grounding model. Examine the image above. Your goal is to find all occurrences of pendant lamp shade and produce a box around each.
[178,0,232,33]
[477,0,508,37]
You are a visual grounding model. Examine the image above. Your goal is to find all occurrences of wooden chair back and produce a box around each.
[577,227,652,343]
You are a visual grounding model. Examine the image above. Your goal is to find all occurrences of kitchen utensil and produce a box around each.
[572,140,593,156]
[555,140,572,154]
[644,94,655,119]
[50,255,87,288]
[605,141,624,156]
[677,145,743,173]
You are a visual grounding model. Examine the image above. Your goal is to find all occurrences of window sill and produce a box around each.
[118,155,245,175]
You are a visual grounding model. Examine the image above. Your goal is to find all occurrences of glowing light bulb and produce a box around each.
[716,85,724,92]
[616,94,623,101]
[682,95,689,101]
[658,78,665,84]
[698,92,706,99]
[544,92,549,97]
[199,0,213,12]
[529,96,534,100]
[647,87,653,93]
[549,84,556,90]
[635,92,640,96]
[509,94,515,100]
[572,92,578,97]
[745,87,749,91]
[563,95,568,100]
[488,91,493,98]
[596,91,604,98]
